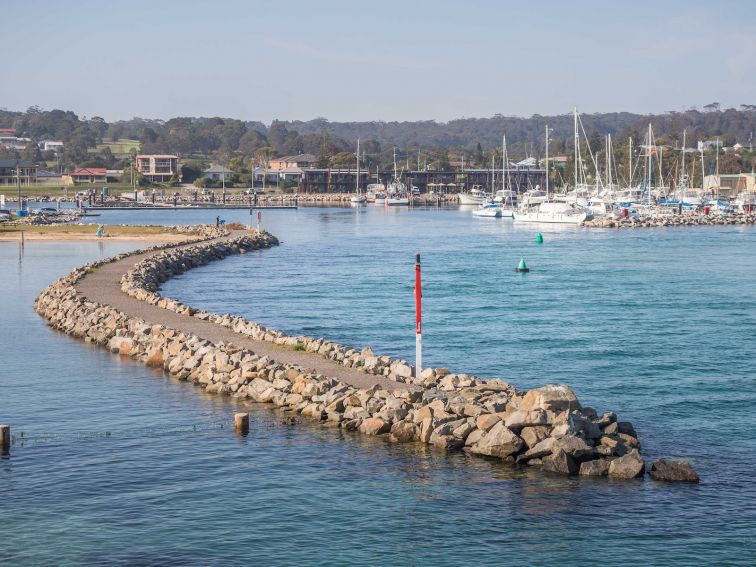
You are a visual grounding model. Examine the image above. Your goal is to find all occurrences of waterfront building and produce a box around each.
[135,154,178,183]
[269,153,317,171]
[703,173,756,198]
[0,159,37,185]
[298,167,546,194]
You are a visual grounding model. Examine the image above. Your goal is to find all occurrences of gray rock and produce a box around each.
[359,417,390,436]
[579,459,611,476]
[519,425,551,449]
[608,449,645,479]
[542,449,579,475]
[470,422,524,458]
[520,384,581,413]
[649,460,700,483]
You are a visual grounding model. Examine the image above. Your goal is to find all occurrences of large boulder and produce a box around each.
[521,385,581,413]
[389,421,419,443]
[518,434,593,463]
[359,417,390,436]
[470,422,524,458]
[520,425,551,449]
[649,460,700,483]
[542,449,579,475]
[504,410,552,432]
[608,449,645,479]
[579,459,611,476]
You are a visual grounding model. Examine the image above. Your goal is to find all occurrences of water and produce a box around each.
[2,207,755,565]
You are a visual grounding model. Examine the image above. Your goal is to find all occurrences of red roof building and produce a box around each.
[69,167,108,184]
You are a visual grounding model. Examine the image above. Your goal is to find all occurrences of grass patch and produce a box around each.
[96,138,141,156]
[290,341,306,351]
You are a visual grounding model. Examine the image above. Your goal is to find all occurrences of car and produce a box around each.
[0,209,12,222]
[39,207,59,215]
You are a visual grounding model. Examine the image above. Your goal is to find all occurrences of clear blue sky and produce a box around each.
[4,0,754,123]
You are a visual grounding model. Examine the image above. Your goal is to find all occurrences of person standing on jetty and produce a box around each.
[215,216,220,227]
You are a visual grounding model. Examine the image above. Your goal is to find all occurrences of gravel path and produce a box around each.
[75,233,413,392]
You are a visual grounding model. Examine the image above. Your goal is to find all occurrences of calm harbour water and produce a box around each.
[1,206,755,565]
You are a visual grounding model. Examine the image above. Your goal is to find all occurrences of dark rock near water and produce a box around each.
[650,460,700,483]
[542,449,579,475]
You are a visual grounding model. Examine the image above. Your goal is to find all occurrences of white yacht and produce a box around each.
[471,203,503,218]
[514,201,587,224]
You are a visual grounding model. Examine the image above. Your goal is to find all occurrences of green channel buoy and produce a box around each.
[535,232,544,244]
[515,257,529,273]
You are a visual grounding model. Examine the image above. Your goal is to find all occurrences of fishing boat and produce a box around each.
[458,185,489,205]
[385,148,409,205]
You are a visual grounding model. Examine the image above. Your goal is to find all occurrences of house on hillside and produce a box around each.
[269,153,317,170]
[135,154,178,183]
[38,140,64,152]
[69,167,107,184]
[0,159,37,185]
[0,136,31,150]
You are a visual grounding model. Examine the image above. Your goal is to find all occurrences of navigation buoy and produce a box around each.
[535,233,543,244]
[515,258,530,273]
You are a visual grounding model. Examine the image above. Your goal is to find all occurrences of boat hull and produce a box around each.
[513,211,586,224]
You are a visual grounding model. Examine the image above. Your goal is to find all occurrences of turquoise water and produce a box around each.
[2,208,755,565]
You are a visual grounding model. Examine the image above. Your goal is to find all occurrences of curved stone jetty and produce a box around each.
[34,225,697,481]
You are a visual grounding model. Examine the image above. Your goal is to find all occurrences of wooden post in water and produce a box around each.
[234,413,249,435]
[0,424,10,455]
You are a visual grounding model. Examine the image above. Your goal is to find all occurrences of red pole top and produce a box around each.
[415,252,422,334]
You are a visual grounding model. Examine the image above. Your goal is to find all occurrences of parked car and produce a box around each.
[0,209,12,222]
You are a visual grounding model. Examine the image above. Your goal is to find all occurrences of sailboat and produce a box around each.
[350,139,366,204]
[514,125,587,224]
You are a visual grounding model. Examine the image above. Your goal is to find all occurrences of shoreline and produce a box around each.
[32,226,698,483]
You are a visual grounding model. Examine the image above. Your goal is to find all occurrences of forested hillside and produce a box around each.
[1,105,754,175]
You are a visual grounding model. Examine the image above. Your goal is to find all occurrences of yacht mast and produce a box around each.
[628,137,633,189]
[545,125,550,200]
[573,108,579,190]
[681,130,686,203]
[355,138,360,196]
[646,123,653,207]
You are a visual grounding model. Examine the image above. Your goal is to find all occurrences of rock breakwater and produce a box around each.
[583,212,756,228]
[34,226,697,481]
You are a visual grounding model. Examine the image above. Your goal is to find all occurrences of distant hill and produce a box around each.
[1,105,754,172]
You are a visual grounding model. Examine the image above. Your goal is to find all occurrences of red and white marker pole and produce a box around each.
[415,252,422,378]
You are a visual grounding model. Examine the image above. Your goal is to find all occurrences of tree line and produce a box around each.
[0,104,754,182]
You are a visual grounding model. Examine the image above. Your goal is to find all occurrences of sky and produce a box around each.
[3,0,755,124]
